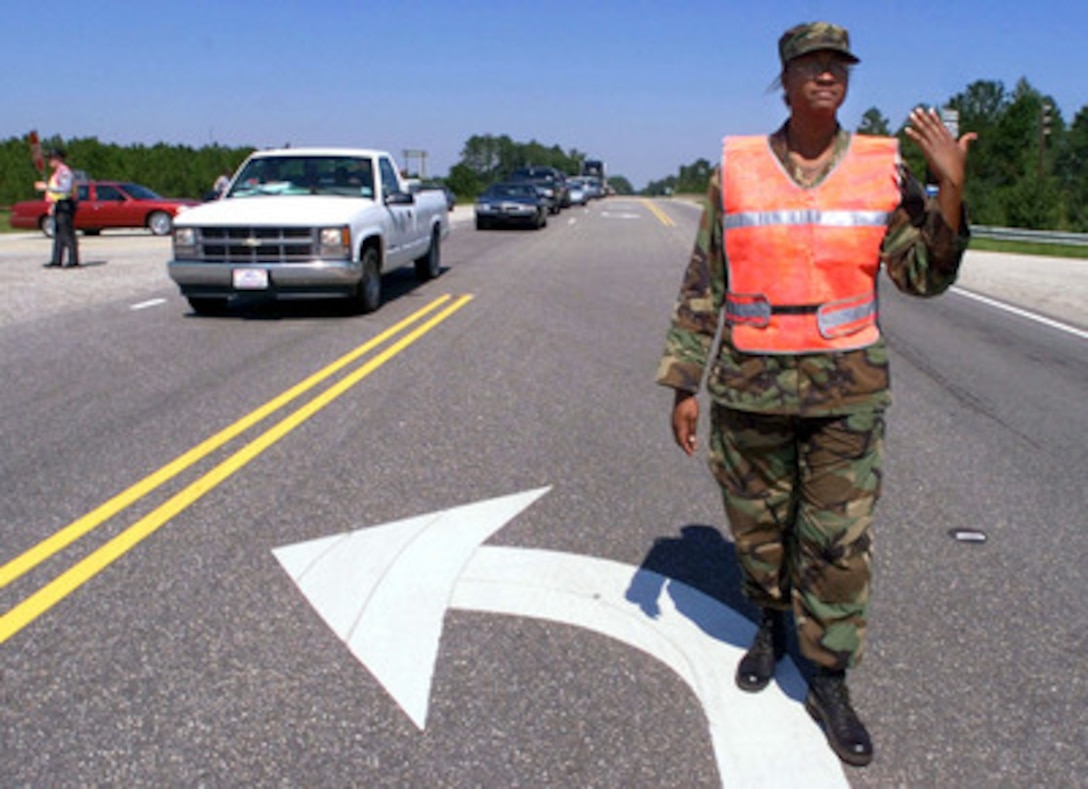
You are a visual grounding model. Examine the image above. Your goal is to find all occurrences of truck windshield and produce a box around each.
[229,156,375,198]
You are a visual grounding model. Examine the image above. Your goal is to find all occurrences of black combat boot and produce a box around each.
[805,668,874,767]
[735,609,787,692]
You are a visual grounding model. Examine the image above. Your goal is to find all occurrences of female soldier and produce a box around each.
[657,22,975,767]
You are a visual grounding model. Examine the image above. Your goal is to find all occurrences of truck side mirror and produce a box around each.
[385,191,415,206]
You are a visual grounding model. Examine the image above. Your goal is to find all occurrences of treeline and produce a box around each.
[444,134,634,197]
[7,74,1082,230]
[646,77,1088,232]
[0,132,634,208]
[0,134,254,206]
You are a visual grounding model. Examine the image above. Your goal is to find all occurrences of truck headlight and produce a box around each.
[173,227,197,255]
[320,226,350,258]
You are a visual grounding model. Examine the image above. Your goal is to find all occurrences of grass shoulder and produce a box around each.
[968,236,1088,260]
[0,208,19,234]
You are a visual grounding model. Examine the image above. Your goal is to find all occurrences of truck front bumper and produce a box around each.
[168,258,363,300]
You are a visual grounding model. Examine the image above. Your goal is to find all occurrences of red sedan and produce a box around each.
[9,181,200,236]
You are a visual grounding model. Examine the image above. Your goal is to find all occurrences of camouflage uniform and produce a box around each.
[657,127,968,669]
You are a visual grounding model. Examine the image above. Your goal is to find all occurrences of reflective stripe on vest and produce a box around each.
[721,134,901,354]
[723,209,891,229]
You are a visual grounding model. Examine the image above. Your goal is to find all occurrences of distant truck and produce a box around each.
[168,148,449,315]
[581,159,606,196]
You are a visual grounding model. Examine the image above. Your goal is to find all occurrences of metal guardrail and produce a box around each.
[971,225,1088,247]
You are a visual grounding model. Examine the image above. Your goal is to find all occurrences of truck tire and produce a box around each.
[414,227,441,280]
[355,245,382,314]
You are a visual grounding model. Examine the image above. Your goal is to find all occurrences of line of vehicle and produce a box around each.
[641,199,676,227]
[0,294,456,593]
[0,293,474,645]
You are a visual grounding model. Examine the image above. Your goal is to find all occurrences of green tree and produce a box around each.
[445,162,482,200]
[677,158,712,194]
[1056,106,1088,229]
[857,107,891,135]
[0,135,253,204]
[607,175,634,195]
[453,134,588,193]
[643,158,710,196]
[643,175,677,196]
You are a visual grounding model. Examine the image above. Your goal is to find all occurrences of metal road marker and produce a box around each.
[272,488,847,787]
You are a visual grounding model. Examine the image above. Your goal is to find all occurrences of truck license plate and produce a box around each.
[233,268,269,290]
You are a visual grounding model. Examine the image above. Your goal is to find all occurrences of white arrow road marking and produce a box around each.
[272,489,847,787]
[456,548,846,787]
[272,487,551,729]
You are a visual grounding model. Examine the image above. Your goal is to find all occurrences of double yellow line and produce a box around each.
[641,199,676,227]
[0,293,473,645]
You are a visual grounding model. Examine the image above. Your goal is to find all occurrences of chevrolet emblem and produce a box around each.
[242,236,262,249]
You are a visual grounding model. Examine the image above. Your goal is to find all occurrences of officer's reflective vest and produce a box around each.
[720,134,901,354]
[46,164,76,203]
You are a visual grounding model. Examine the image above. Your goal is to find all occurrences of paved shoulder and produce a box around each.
[955,250,1088,330]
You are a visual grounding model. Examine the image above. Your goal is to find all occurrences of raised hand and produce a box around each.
[904,107,977,231]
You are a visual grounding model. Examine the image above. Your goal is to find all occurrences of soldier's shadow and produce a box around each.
[624,524,809,701]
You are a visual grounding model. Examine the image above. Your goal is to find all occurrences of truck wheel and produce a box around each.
[187,297,228,316]
[148,211,172,235]
[414,227,441,280]
[355,246,382,313]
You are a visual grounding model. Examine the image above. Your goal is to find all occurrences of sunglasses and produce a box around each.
[789,58,851,80]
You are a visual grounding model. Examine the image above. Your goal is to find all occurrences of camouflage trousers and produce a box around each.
[708,405,885,670]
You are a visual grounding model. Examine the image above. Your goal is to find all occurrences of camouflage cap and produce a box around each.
[778,22,860,67]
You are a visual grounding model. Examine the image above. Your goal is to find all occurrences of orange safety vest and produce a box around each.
[46,163,76,203]
[721,134,901,354]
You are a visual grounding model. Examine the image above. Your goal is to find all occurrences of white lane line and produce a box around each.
[950,286,1088,340]
[130,298,167,311]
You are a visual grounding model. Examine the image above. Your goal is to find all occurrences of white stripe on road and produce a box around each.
[130,298,167,311]
[950,287,1088,340]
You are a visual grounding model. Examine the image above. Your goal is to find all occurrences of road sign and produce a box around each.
[28,130,44,173]
[940,108,960,139]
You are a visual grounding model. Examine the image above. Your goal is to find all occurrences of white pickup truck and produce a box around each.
[168,147,449,314]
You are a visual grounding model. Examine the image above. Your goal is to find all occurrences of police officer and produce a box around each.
[36,148,79,268]
[657,22,975,767]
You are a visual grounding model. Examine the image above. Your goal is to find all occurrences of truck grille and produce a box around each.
[195,227,316,263]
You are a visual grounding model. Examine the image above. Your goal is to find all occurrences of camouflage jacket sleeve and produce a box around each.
[655,169,725,393]
[881,165,970,296]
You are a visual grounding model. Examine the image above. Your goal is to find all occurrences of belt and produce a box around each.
[769,304,818,315]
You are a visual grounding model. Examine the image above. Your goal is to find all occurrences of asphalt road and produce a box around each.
[1,205,1085,786]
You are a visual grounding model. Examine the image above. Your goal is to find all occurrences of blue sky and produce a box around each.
[3,0,1084,189]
